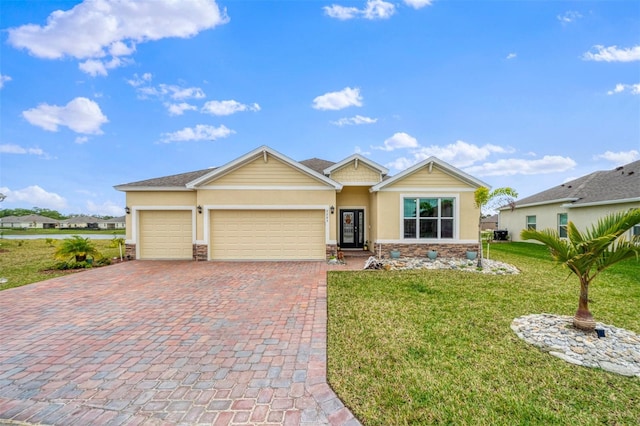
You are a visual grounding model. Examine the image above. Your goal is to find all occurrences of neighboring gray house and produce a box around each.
[0,214,60,229]
[100,216,126,230]
[59,216,103,229]
[480,214,498,231]
[500,160,640,242]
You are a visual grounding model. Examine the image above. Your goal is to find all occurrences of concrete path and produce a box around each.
[0,261,361,425]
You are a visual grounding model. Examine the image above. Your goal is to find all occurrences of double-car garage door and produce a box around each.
[210,210,325,260]
[138,209,326,260]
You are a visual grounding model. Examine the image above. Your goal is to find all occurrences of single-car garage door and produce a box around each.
[210,210,325,260]
[139,210,193,259]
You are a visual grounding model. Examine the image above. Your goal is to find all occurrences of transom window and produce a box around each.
[526,215,536,231]
[403,197,454,239]
[558,213,568,238]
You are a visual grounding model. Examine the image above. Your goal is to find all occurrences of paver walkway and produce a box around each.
[0,261,361,425]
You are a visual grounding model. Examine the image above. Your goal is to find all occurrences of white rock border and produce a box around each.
[511,313,640,377]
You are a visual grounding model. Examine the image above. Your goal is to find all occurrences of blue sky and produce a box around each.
[1,0,638,216]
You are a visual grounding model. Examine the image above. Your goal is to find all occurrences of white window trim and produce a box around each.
[399,194,459,241]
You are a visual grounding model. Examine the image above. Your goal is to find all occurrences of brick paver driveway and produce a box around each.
[0,261,359,425]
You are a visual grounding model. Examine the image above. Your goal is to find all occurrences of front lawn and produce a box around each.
[327,242,640,425]
[0,238,124,291]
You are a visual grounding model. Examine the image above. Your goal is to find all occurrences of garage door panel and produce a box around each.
[139,211,192,260]
[210,210,325,260]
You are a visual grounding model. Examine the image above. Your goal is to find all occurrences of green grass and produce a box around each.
[327,242,640,425]
[0,238,124,291]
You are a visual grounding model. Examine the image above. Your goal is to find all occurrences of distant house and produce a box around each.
[100,216,126,230]
[500,160,640,242]
[0,214,60,229]
[59,216,103,229]
[480,214,498,231]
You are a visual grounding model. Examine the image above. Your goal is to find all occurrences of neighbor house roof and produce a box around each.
[299,158,335,174]
[61,216,104,224]
[0,214,60,223]
[104,216,126,223]
[509,160,640,209]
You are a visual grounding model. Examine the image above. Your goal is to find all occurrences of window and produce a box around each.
[558,213,568,238]
[526,215,536,231]
[632,224,640,237]
[403,197,454,239]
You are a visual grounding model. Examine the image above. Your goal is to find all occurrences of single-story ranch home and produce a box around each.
[500,159,640,242]
[115,146,491,261]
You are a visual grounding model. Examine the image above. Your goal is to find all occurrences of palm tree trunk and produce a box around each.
[573,281,596,331]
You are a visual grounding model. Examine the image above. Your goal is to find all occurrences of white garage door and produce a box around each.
[139,210,193,260]
[210,210,325,260]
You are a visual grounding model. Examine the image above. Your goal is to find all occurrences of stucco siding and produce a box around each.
[205,156,322,187]
[504,201,640,242]
[331,163,381,184]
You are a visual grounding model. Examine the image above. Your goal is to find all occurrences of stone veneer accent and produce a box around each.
[193,244,208,261]
[125,243,136,260]
[326,244,338,259]
[376,243,478,259]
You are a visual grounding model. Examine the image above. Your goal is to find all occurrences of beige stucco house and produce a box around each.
[500,160,640,242]
[114,146,489,261]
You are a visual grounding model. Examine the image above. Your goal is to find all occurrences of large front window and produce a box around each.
[403,197,454,239]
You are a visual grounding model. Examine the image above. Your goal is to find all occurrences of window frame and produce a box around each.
[401,195,458,240]
[526,215,536,231]
[558,213,568,238]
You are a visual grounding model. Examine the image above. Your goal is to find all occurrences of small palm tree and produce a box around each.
[55,235,101,263]
[521,208,640,331]
[474,186,518,268]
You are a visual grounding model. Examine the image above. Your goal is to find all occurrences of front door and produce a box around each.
[340,209,364,249]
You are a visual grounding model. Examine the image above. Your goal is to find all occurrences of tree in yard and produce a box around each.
[473,186,518,268]
[55,235,101,263]
[521,208,640,331]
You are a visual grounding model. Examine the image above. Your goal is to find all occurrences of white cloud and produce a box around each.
[411,140,510,167]
[0,185,67,210]
[0,74,11,89]
[582,45,640,62]
[86,200,125,216]
[331,115,377,126]
[557,11,582,24]
[127,72,153,87]
[403,0,433,9]
[324,5,361,20]
[165,102,198,116]
[363,0,396,19]
[506,53,517,60]
[0,144,46,156]
[201,100,261,116]
[313,87,363,110]
[607,83,640,95]
[7,0,229,76]
[324,0,395,20]
[22,97,108,134]
[463,156,577,177]
[354,146,371,156]
[75,136,89,144]
[593,150,640,165]
[160,124,234,143]
[374,132,419,151]
[138,84,206,100]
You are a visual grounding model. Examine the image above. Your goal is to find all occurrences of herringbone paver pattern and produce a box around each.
[0,261,360,425]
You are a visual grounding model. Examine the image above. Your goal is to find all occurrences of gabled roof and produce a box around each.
[511,160,640,208]
[322,154,389,176]
[299,158,335,174]
[370,156,489,192]
[0,214,60,223]
[186,146,342,190]
[104,216,126,223]
[61,216,104,224]
[115,168,214,191]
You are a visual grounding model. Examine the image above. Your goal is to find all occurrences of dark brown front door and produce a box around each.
[340,209,364,249]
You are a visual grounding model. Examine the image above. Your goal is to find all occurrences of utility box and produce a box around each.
[494,230,509,241]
